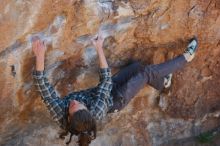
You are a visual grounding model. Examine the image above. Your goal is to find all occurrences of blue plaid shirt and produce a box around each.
[33,68,113,129]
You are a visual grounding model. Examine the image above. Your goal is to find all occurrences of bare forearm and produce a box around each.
[97,48,108,68]
[36,56,45,71]
[32,38,46,71]
[92,35,108,68]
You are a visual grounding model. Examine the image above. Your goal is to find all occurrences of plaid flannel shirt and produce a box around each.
[33,68,113,129]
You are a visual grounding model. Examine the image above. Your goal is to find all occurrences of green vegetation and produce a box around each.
[197,127,220,144]
[197,131,215,143]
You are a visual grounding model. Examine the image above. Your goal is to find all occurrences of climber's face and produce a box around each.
[68,100,87,117]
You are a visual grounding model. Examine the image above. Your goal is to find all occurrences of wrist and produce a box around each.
[36,62,44,71]
[36,56,45,71]
[36,55,45,60]
[96,46,103,50]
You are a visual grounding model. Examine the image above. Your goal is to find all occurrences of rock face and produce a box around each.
[0,0,220,146]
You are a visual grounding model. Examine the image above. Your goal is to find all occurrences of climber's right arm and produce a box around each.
[32,38,66,129]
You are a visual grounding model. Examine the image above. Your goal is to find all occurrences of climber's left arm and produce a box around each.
[92,35,108,69]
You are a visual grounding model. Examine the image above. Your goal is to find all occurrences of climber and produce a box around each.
[32,35,198,146]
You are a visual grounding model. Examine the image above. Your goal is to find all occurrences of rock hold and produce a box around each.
[27,15,66,48]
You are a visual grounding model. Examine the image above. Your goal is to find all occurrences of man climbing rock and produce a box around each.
[32,35,198,146]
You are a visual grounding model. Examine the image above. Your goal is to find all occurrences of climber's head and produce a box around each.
[66,100,97,146]
[68,100,87,115]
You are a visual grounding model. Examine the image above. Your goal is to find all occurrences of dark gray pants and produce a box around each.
[108,55,187,113]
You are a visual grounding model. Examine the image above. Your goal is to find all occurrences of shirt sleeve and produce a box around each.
[32,70,66,128]
[90,68,113,120]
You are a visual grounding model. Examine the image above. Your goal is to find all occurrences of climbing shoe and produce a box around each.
[164,73,172,88]
[183,37,198,62]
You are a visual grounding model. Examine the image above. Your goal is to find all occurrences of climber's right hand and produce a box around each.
[32,36,46,58]
[32,37,46,71]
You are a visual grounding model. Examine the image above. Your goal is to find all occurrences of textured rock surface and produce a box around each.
[0,0,220,146]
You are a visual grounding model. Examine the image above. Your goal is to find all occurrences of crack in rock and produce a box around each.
[76,16,135,47]
[98,0,114,19]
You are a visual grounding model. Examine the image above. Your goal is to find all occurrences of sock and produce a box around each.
[183,52,195,62]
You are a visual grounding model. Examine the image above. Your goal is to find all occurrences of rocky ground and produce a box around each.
[0,0,220,146]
